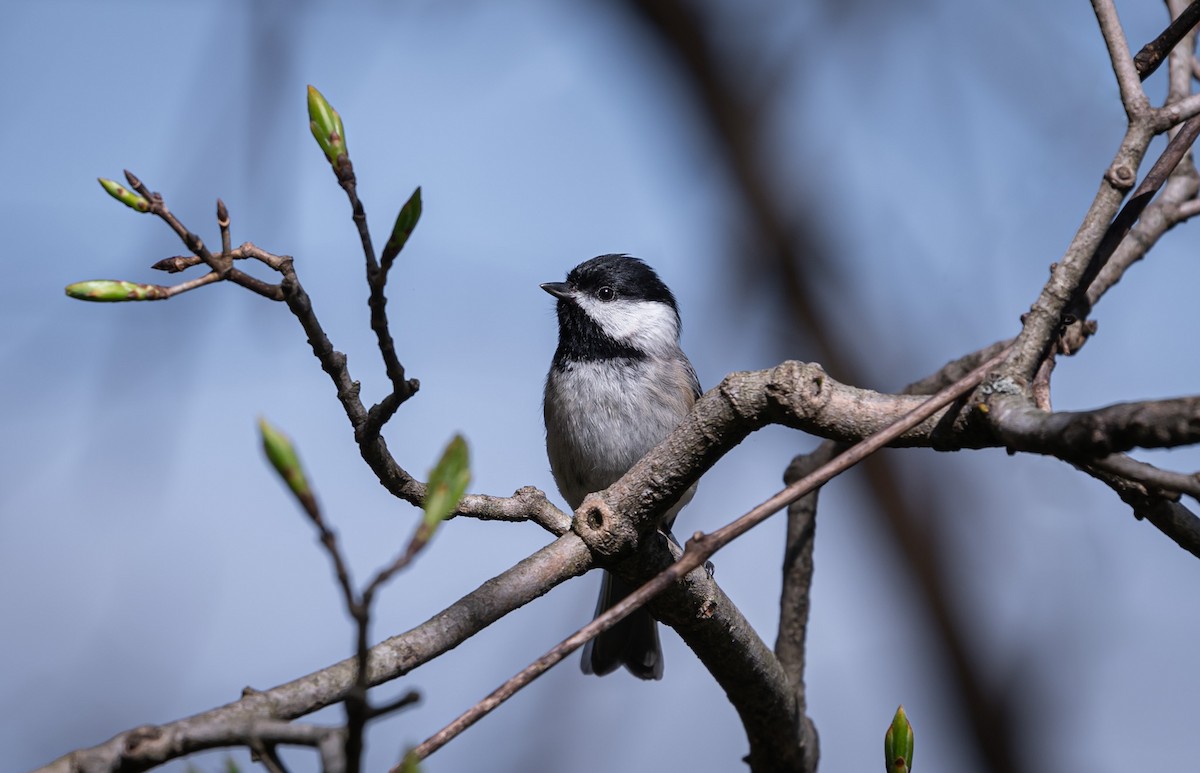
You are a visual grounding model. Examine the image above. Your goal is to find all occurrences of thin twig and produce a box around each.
[1158,90,1200,128]
[326,153,417,424]
[217,198,231,256]
[1087,454,1200,500]
[367,690,421,720]
[295,490,358,619]
[164,272,223,297]
[124,170,229,275]
[332,155,378,272]
[249,741,291,773]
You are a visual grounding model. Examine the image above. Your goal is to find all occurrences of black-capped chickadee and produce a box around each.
[542,254,700,680]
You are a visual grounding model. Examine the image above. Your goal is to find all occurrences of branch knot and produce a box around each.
[572,493,640,560]
[766,361,828,421]
[1106,162,1138,190]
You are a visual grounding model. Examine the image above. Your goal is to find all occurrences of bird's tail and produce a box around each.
[580,570,664,680]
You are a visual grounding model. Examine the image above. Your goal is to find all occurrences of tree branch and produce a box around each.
[989,394,1200,457]
[1073,458,1200,557]
[773,445,833,773]
[1088,453,1200,500]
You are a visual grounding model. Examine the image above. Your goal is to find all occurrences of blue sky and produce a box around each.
[4,2,1200,772]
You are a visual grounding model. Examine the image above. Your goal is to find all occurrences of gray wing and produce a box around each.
[685,357,702,401]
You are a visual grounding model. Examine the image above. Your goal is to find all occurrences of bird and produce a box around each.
[541,254,700,680]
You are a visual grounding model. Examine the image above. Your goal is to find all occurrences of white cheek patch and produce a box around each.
[574,295,680,355]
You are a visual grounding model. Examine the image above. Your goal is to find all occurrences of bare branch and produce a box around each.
[990,394,1200,457]
[331,155,379,276]
[225,267,286,301]
[1088,453,1200,500]
[217,198,231,256]
[1133,0,1200,80]
[1092,0,1151,117]
[1156,90,1200,127]
[1074,459,1200,558]
[453,487,571,535]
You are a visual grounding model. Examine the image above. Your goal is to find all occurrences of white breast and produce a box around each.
[544,356,695,510]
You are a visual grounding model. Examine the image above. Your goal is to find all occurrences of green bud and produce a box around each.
[307,85,347,164]
[884,705,914,773]
[98,177,150,212]
[65,279,166,302]
[258,417,312,501]
[397,749,422,773]
[380,187,423,268]
[419,434,470,544]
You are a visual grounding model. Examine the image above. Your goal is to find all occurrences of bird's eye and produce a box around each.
[597,286,615,301]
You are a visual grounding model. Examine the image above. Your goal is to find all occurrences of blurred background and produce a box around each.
[4,2,1200,772]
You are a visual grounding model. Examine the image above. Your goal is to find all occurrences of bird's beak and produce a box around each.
[540,282,572,300]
